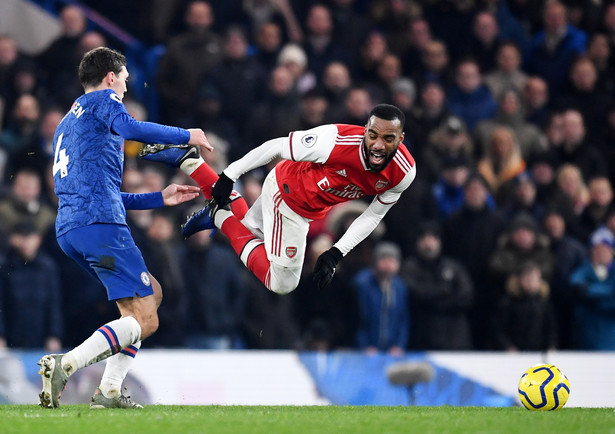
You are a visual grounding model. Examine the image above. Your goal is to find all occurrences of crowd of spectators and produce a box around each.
[2,0,615,353]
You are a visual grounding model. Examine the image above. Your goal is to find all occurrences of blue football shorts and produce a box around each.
[57,223,154,301]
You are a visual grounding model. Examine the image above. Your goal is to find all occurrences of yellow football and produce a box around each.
[518,363,571,410]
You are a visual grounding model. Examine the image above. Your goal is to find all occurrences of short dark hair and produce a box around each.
[78,47,126,89]
[369,104,405,130]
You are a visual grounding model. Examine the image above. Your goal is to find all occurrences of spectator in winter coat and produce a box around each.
[570,227,615,350]
[353,241,409,355]
[442,173,506,348]
[523,1,587,94]
[0,222,62,350]
[431,155,472,219]
[401,223,474,350]
[495,261,557,351]
[542,208,587,349]
[180,229,248,349]
[489,212,554,288]
[446,59,497,132]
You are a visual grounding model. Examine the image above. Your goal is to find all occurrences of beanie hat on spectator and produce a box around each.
[589,227,615,248]
[509,212,538,234]
[443,116,466,135]
[391,78,416,100]
[277,43,307,69]
[373,241,402,263]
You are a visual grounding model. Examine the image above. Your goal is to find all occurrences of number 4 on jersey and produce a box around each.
[53,132,69,178]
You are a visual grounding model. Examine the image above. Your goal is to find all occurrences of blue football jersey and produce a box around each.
[53,89,130,236]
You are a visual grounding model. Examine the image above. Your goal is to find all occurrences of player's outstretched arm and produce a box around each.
[161,184,200,206]
[111,114,213,154]
[212,136,288,206]
[223,137,287,181]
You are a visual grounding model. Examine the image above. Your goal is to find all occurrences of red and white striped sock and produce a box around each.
[181,158,248,218]
[214,209,271,288]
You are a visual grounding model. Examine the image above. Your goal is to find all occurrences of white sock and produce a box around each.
[214,208,233,227]
[99,341,141,398]
[180,155,205,175]
[61,316,141,377]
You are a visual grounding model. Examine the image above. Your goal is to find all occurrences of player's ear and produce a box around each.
[105,71,115,85]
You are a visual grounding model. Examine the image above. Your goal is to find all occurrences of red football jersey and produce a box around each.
[275,124,415,220]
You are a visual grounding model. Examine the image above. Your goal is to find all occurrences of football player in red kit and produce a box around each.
[141,104,416,294]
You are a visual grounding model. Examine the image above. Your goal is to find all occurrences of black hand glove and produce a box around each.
[313,247,343,290]
[211,172,234,207]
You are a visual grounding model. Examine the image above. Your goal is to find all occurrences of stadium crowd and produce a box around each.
[1,0,615,353]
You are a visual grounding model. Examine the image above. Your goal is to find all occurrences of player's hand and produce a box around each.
[313,247,343,290]
[187,128,213,152]
[161,184,200,206]
[212,172,234,207]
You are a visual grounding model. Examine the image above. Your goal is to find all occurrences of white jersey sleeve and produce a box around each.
[224,137,287,181]
[223,125,338,181]
[333,165,416,256]
[283,124,338,163]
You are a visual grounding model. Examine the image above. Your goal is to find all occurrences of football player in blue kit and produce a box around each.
[37,47,212,409]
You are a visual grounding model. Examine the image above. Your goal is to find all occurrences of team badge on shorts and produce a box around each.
[286,247,298,258]
[140,272,151,286]
[301,134,318,148]
[375,180,389,191]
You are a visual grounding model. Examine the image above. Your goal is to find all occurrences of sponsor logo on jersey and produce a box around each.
[286,247,297,258]
[375,180,389,191]
[301,134,318,148]
[141,272,151,286]
[324,184,365,199]
[110,93,122,103]
[317,176,330,190]
[336,169,347,177]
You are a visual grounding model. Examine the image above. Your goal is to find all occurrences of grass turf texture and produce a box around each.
[1,406,613,433]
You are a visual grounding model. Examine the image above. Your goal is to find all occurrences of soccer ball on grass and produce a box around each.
[518,364,570,410]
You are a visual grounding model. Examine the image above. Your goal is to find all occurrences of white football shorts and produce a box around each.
[242,169,310,292]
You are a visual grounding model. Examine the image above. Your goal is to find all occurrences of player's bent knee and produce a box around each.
[268,264,301,295]
[140,313,159,339]
[269,283,296,295]
[149,314,160,335]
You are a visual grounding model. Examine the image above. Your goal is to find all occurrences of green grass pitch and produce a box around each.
[1,405,613,433]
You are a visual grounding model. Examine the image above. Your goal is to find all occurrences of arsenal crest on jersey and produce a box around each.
[375,180,389,191]
[286,246,297,258]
